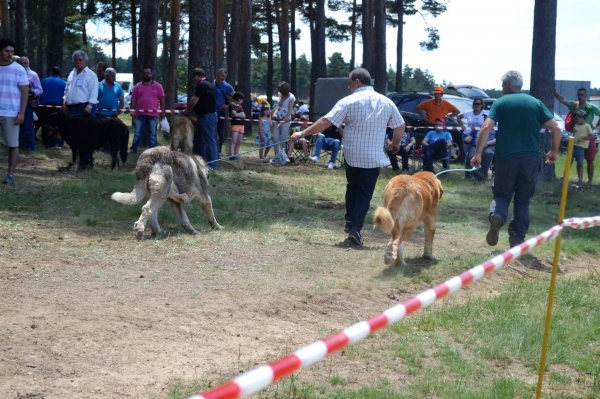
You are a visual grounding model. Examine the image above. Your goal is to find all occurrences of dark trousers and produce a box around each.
[344,161,380,231]
[67,103,97,165]
[490,153,540,242]
[38,104,62,148]
[387,145,411,171]
[216,110,226,155]
[422,139,448,172]
[18,105,36,150]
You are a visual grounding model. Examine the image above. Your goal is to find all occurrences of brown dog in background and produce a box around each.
[170,117,194,154]
[373,172,444,267]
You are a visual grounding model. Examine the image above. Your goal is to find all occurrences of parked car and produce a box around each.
[386,91,474,161]
[446,84,496,110]
[174,95,187,111]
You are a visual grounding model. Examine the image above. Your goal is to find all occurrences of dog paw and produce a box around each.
[135,230,144,240]
[423,253,436,260]
[211,222,223,230]
[384,252,395,265]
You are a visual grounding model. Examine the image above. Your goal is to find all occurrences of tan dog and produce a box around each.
[111,146,221,239]
[373,172,444,267]
[170,117,194,154]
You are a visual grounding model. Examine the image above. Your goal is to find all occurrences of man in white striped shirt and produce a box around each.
[291,68,405,246]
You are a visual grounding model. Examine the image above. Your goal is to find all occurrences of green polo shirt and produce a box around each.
[488,92,554,162]
[568,101,600,125]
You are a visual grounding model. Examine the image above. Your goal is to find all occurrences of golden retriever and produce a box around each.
[111,146,221,239]
[169,117,194,154]
[373,172,444,267]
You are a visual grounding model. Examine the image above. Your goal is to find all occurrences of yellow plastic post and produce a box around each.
[535,136,574,399]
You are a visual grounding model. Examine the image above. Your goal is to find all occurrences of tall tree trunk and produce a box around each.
[395,0,404,92]
[265,0,274,105]
[80,0,88,47]
[290,0,296,96]
[275,0,290,83]
[14,0,24,54]
[36,3,44,75]
[0,0,9,37]
[111,0,117,67]
[138,0,159,73]
[373,0,386,93]
[530,0,557,182]
[164,0,180,111]
[350,0,356,70]
[227,0,240,85]
[25,0,34,56]
[214,0,224,69]
[238,0,252,132]
[361,0,371,70]
[309,0,326,121]
[131,0,138,82]
[161,1,168,79]
[188,0,214,97]
[47,0,67,74]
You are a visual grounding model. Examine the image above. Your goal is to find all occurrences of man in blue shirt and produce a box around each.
[421,117,453,172]
[97,68,124,118]
[214,68,233,156]
[39,66,66,149]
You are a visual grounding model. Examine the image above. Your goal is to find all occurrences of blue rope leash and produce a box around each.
[435,165,481,177]
[206,139,290,164]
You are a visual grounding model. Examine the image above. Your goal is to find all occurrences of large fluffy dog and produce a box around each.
[46,112,129,171]
[111,146,221,239]
[373,172,444,267]
[169,117,194,154]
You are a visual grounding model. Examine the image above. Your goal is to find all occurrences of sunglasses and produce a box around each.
[473,103,483,106]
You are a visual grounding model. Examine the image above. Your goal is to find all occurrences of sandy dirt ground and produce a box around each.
[0,152,595,399]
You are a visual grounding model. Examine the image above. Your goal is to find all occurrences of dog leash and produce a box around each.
[206,139,291,164]
[435,165,481,177]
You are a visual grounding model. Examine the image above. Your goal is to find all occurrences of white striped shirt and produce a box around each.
[325,86,404,168]
[0,62,29,117]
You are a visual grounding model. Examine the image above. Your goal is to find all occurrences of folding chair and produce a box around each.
[313,139,344,168]
[285,134,312,162]
[415,146,452,177]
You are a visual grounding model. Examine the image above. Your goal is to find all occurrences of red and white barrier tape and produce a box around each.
[186,215,600,399]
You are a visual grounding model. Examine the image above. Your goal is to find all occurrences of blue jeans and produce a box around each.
[131,115,158,152]
[193,112,218,170]
[490,153,540,243]
[18,105,36,151]
[471,146,495,180]
[344,161,380,231]
[67,103,97,165]
[422,139,448,172]
[313,134,341,164]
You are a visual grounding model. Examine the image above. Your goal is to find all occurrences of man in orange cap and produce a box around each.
[416,86,460,125]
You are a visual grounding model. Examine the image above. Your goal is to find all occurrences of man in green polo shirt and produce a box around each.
[555,88,600,183]
[471,70,562,248]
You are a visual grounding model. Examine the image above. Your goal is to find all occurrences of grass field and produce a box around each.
[0,136,599,399]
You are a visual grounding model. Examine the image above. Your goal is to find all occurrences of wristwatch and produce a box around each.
[86,104,92,109]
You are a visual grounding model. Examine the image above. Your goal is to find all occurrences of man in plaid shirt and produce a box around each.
[291,68,405,246]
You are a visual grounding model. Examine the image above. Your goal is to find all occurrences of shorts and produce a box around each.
[0,116,19,147]
[572,146,585,167]
[585,140,596,162]
[231,125,245,134]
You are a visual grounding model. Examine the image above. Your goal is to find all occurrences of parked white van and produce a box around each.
[116,73,134,108]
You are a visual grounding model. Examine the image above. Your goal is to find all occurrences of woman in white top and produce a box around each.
[457,97,488,173]
[271,81,295,155]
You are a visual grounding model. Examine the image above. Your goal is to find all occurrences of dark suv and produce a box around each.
[386,91,474,161]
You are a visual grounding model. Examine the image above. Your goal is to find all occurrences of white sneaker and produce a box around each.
[309,156,319,164]
[328,162,334,169]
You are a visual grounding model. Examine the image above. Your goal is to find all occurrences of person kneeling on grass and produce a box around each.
[229,91,245,161]
[309,124,344,169]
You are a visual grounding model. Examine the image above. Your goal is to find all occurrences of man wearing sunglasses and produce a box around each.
[554,88,600,183]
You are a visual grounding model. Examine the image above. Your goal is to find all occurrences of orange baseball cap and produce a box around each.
[433,86,444,94]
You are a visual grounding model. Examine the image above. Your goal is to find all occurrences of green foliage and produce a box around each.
[327,52,350,78]
[399,64,436,92]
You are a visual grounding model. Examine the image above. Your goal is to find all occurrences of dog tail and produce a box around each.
[119,124,129,165]
[373,207,394,233]
[111,165,148,205]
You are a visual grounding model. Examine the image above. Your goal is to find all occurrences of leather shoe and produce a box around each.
[348,227,363,246]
